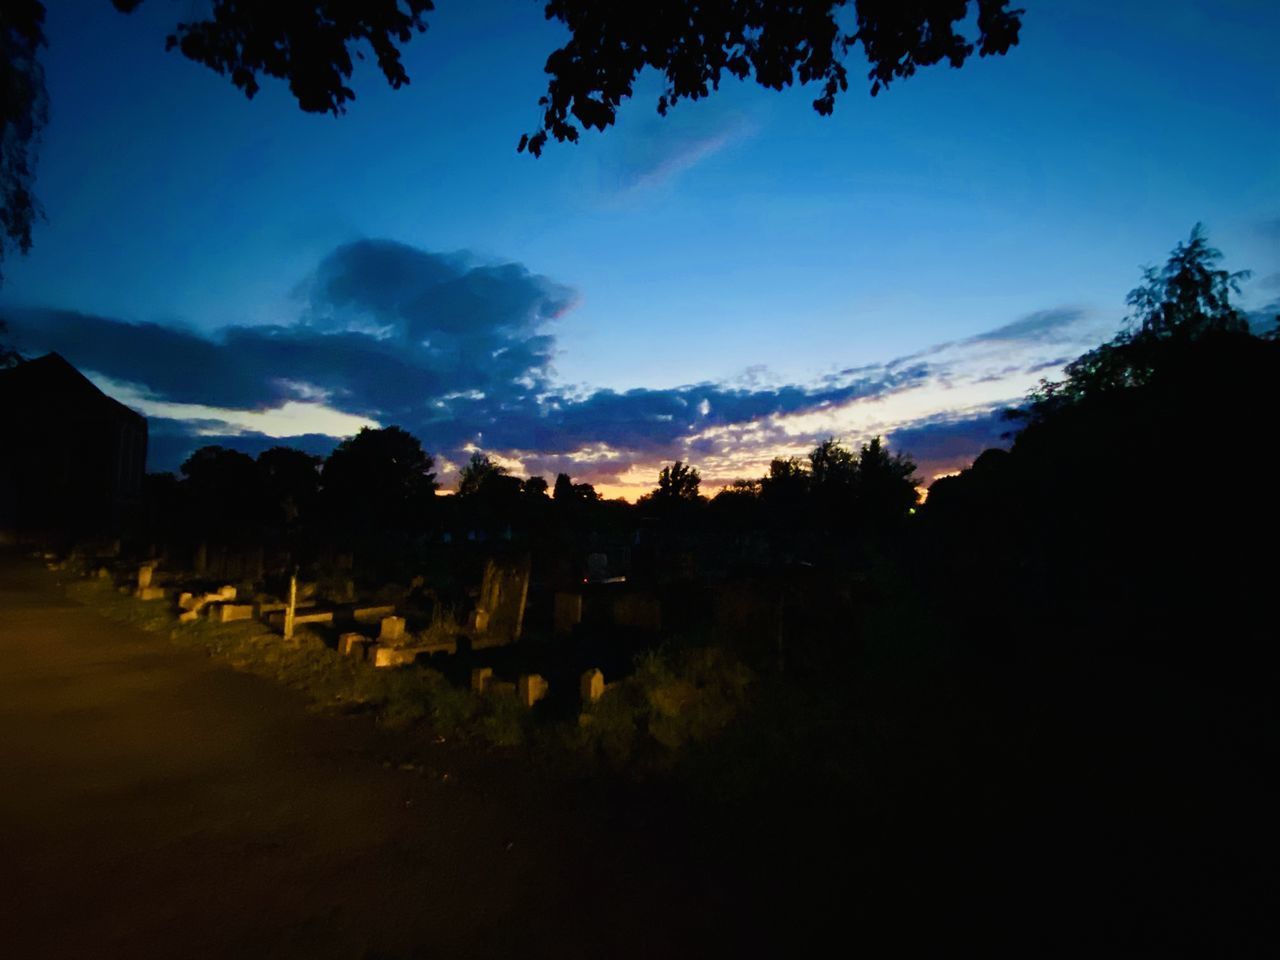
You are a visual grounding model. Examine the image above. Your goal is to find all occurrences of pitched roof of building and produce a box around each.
[0,352,147,427]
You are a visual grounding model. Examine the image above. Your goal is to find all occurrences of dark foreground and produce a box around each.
[0,555,723,959]
[1,550,1275,957]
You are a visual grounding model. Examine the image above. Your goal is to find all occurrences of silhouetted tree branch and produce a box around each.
[0,1,46,283]
[520,0,1023,155]
[0,1,1025,280]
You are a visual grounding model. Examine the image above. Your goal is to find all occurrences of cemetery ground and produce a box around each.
[0,551,731,958]
[1,549,1272,955]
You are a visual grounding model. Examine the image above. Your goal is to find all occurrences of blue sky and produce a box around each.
[3,0,1278,496]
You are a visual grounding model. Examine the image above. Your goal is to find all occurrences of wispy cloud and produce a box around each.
[596,107,756,195]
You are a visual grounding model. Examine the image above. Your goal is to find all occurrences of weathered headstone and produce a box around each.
[517,673,549,708]
[354,605,396,624]
[553,592,583,637]
[580,668,605,704]
[473,556,531,648]
[379,616,406,644]
[338,632,366,657]
[137,563,156,589]
[470,667,493,694]
[214,603,255,623]
[371,645,417,668]
[136,585,166,601]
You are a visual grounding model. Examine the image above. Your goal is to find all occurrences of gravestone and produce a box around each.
[338,632,366,657]
[470,667,493,694]
[580,668,605,704]
[517,673,549,708]
[473,555,531,648]
[379,616,406,644]
[137,563,156,589]
[214,603,255,623]
[553,592,583,637]
[371,645,417,668]
[354,605,396,624]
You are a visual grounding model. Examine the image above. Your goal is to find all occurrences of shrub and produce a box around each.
[577,646,754,770]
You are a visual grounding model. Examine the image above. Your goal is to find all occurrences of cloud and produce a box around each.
[8,241,574,426]
[885,410,1016,480]
[597,107,754,194]
[962,307,1086,346]
[7,238,1099,494]
[1247,299,1280,335]
[5,237,923,478]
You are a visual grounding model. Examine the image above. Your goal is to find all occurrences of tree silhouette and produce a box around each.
[854,435,919,526]
[257,445,321,531]
[553,471,599,504]
[808,438,858,492]
[1125,223,1250,340]
[1023,224,1253,418]
[0,1,1024,280]
[320,425,437,538]
[456,451,509,498]
[924,225,1279,675]
[110,0,433,115]
[0,318,24,367]
[760,456,810,508]
[521,0,1023,155]
[0,2,46,283]
[653,460,703,503]
[179,445,264,542]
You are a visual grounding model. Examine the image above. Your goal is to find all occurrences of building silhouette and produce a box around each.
[0,353,147,540]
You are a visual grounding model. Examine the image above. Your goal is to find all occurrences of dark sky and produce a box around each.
[3,1,1278,495]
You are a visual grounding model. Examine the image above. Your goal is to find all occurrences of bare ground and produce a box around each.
[0,554,726,959]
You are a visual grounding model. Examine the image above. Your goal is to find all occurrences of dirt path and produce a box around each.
[0,555,721,959]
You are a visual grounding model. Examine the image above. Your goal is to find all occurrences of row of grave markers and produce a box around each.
[469,666,606,707]
[128,563,611,707]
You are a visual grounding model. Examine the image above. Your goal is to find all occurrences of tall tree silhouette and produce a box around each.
[320,425,437,541]
[257,445,321,533]
[1023,223,1253,418]
[926,224,1278,672]
[179,445,264,543]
